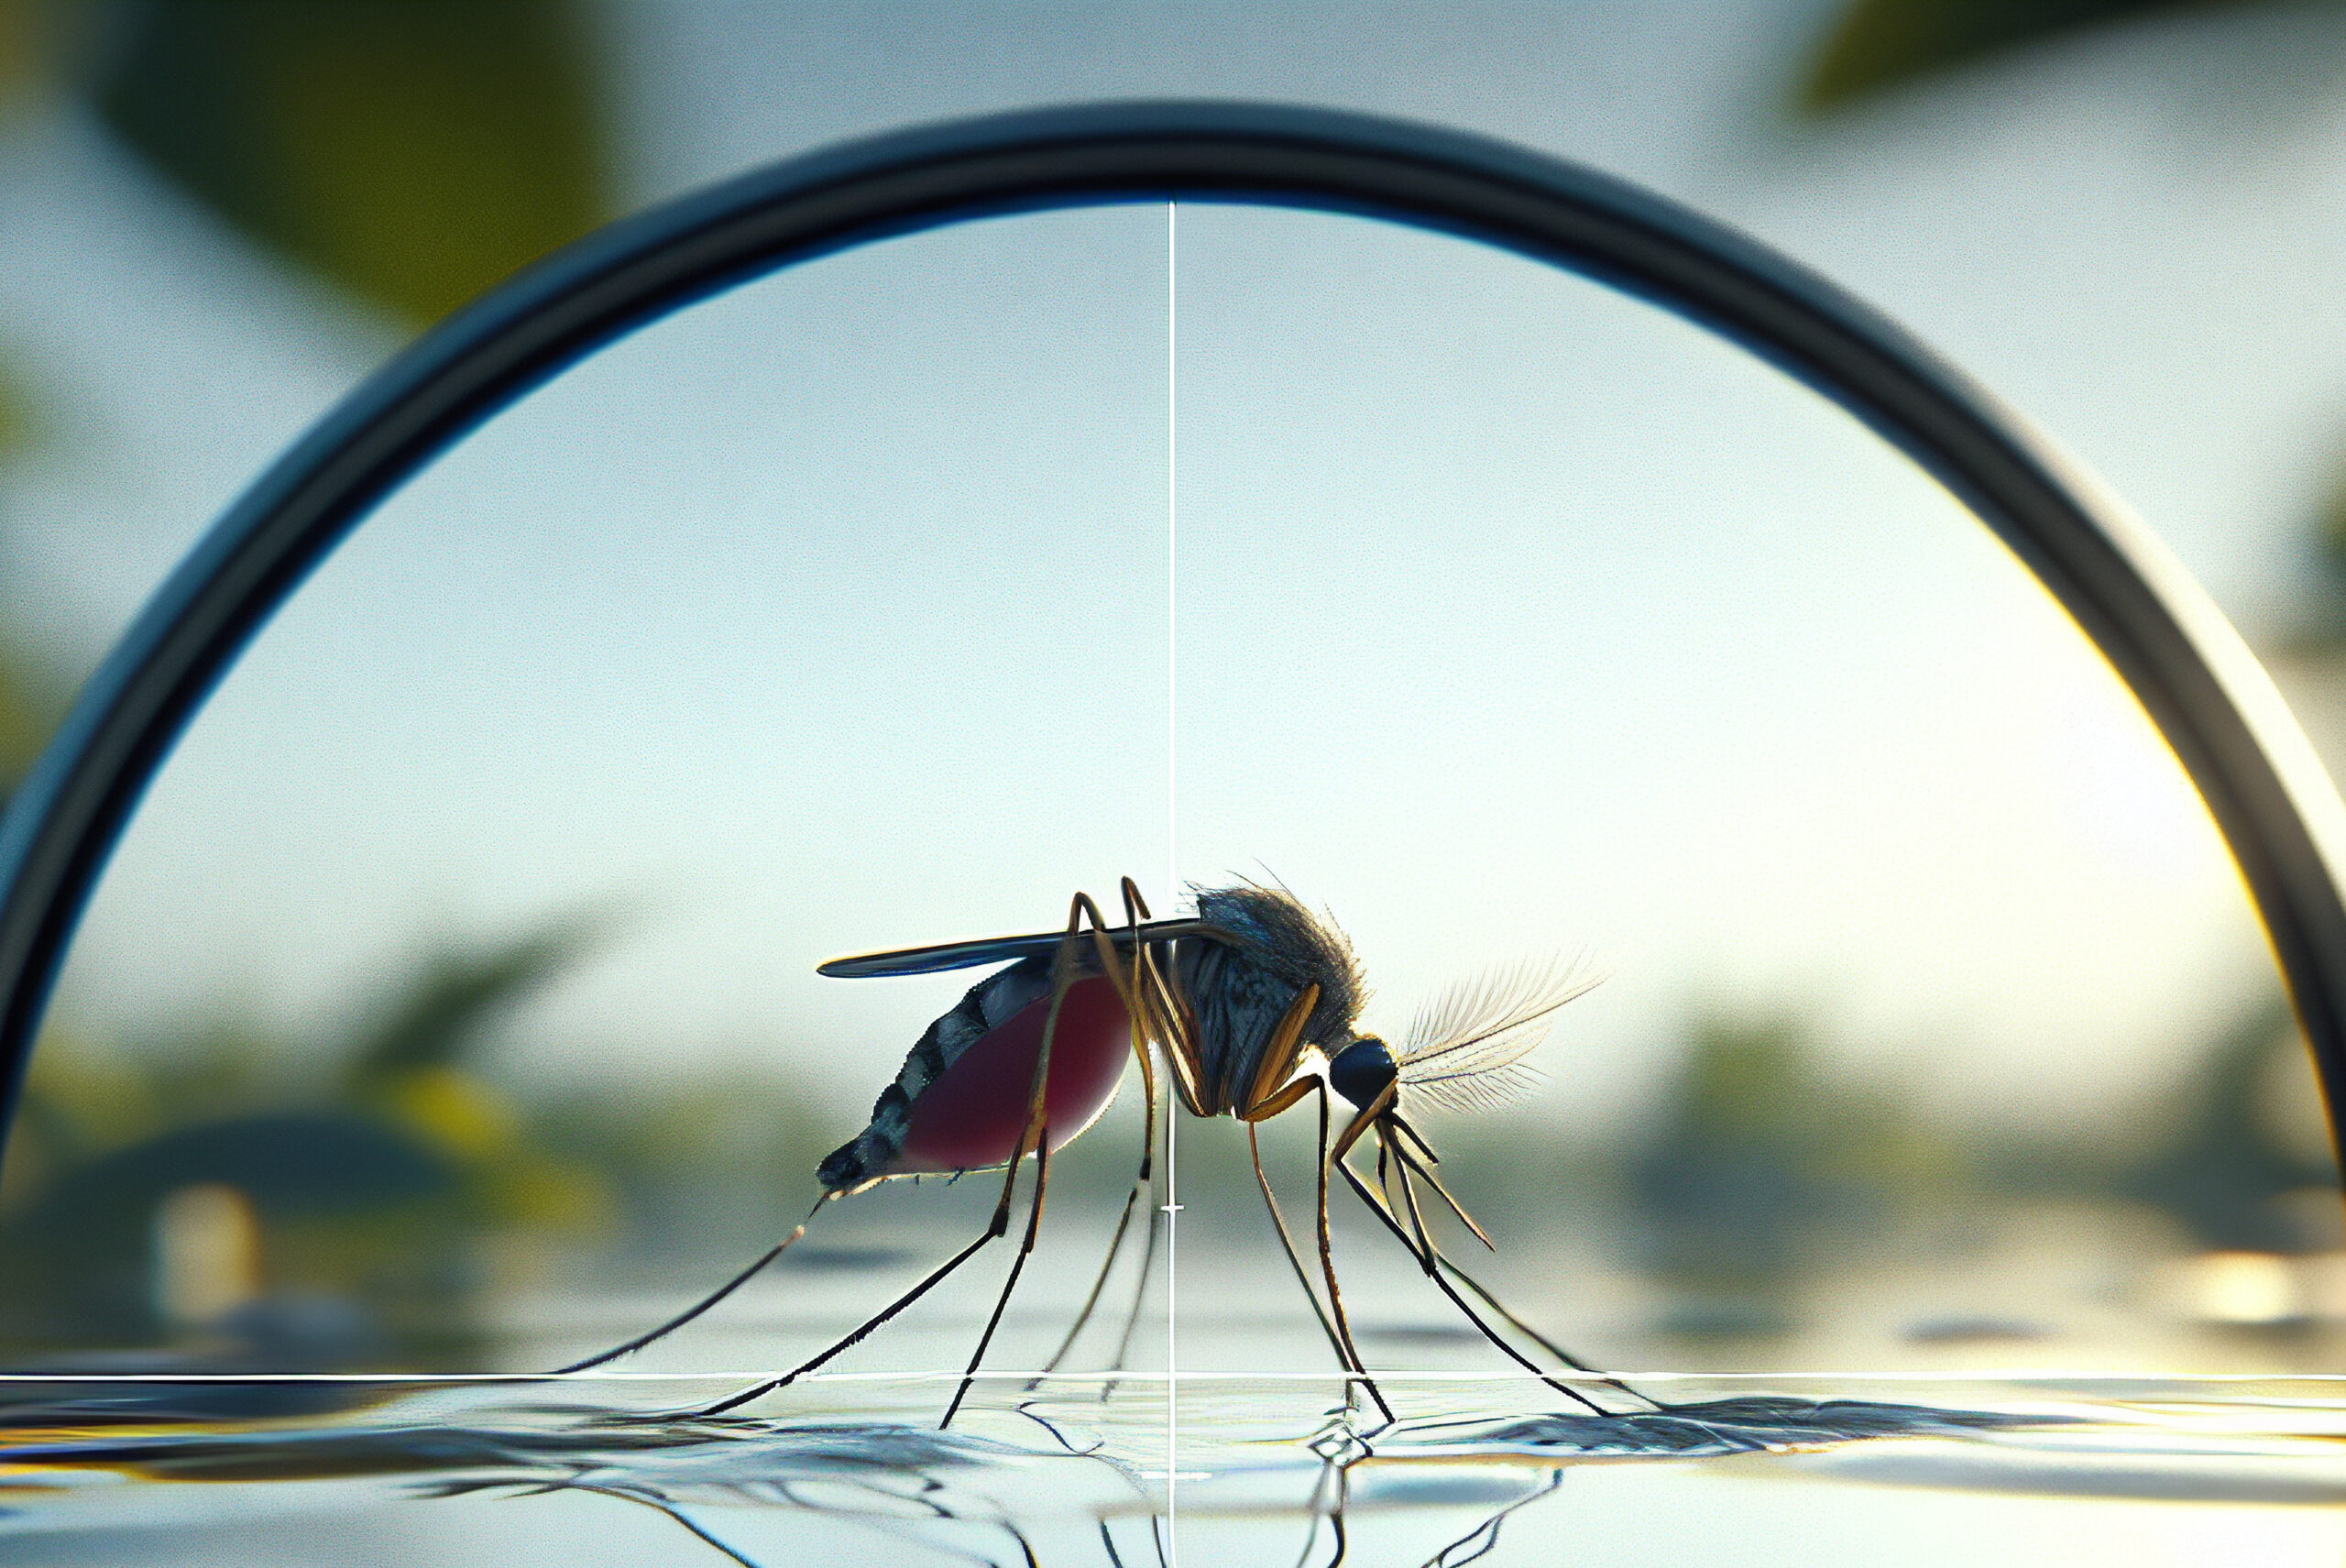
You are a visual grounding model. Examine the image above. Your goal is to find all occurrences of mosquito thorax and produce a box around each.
[1328,1035,1398,1109]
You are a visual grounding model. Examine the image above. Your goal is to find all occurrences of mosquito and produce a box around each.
[562,878,1649,1427]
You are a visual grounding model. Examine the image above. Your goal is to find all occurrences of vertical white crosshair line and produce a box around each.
[1163,196,1180,1563]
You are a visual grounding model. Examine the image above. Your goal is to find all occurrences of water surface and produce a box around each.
[5,1373,2343,1565]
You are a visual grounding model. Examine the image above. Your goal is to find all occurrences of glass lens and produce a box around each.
[3,203,2319,1407]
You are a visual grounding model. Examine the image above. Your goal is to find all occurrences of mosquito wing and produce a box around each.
[1395,953,1606,1113]
[819,918,1233,978]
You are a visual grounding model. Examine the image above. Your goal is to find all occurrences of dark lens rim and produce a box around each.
[3,100,2340,1148]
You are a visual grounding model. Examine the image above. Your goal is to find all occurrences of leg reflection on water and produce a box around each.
[0,1373,2283,1566]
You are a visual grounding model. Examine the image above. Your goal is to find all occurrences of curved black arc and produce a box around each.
[1,101,2341,1152]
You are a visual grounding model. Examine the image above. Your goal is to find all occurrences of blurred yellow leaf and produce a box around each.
[19,1029,164,1153]
[487,1155,611,1230]
[0,620,65,798]
[378,1064,518,1162]
[0,0,38,103]
[94,0,608,324]
[1803,0,2269,112]
[0,355,31,456]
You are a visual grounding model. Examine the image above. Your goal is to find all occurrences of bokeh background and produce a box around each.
[2,0,2345,1384]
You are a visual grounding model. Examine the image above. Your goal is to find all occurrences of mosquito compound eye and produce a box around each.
[1329,1036,1398,1109]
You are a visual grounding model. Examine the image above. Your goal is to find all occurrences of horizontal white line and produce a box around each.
[0,1369,2338,1385]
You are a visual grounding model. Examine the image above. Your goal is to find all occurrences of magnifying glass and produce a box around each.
[0,104,2337,1530]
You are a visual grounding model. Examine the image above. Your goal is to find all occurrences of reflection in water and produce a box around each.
[0,1379,1118,1566]
[4,1377,2345,1565]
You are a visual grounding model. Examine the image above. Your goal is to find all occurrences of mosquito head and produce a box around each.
[1328,1034,1397,1110]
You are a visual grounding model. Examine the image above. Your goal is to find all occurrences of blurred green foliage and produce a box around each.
[0,0,49,105]
[2,0,611,410]
[2124,1000,2340,1252]
[1628,1011,1957,1292]
[0,917,619,1359]
[1802,0,2274,111]
[0,0,617,818]
[345,916,595,1086]
[1615,996,2342,1343]
[0,629,60,797]
[94,0,608,325]
[0,5,623,1343]
[2308,480,2346,640]
[0,359,33,456]
[0,906,854,1365]
[1805,1,2346,638]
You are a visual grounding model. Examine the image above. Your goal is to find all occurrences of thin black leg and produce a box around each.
[1310,1084,1393,1425]
[554,1190,839,1373]
[692,1223,1004,1417]
[942,1135,1053,1428]
[1434,1253,1659,1409]
[1378,1134,1658,1409]
[1425,1466,1566,1568]
[1381,1147,1605,1413]
[575,1484,768,1568]
[1339,1145,1619,1415]
[1248,1120,1350,1370]
[1027,1051,1158,1392]
[1097,1152,1166,1401]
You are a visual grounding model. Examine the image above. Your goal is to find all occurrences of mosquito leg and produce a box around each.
[1385,1125,1439,1278]
[1376,1135,1654,1407]
[1093,880,1210,1398]
[1115,880,1213,1123]
[702,893,1109,1420]
[1383,1134,1494,1251]
[573,1484,769,1568]
[690,1222,1005,1416]
[1026,885,1170,1393]
[1024,1064,1155,1392]
[1077,882,1180,1400]
[1327,1082,1393,1167]
[1329,1133,1650,1409]
[1244,982,1321,1116]
[554,1190,840,1374]
[1368,1147,1608,1416]
[1089,876,1225,1405]
[1118,875,1153,927]
[1288,1438,1342,1568]
[941,1134,1052,1428]
[1228,991,1363,1387]
[1233,998,1337,1343]
[1030,1152,1144,1376]
[1433,1255,1658,1409]
[1344,1152,1603,1413]
[1426,1466,1566,1568]
[936,890,1122,1424]
[1375,1124,1621,1414]
[1322,1456,1352,1568]
[1328,1153,1422,1268]
[1139,994,1206,1390]
[1310,1082,1393,1425]
[1133,932,1207,1116]
[1371,1133,1423,1272]
[1098,1084,1173,1398]
[1248,1120,1348,1370]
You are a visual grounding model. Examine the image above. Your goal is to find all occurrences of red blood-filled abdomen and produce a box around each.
[889,977,1131,1175]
